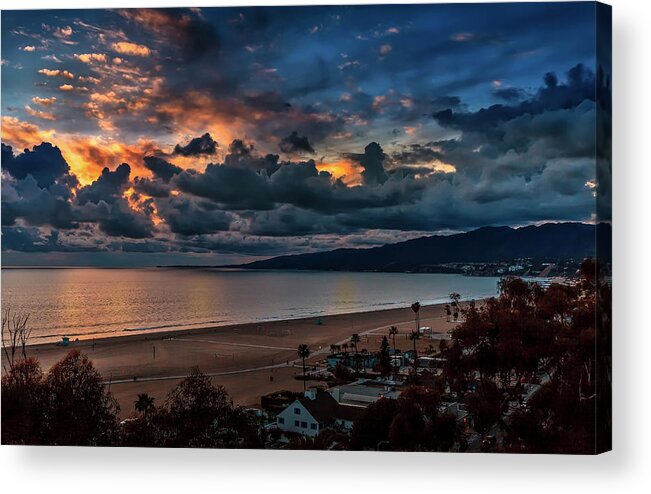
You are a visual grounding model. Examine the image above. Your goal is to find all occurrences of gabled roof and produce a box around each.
[297,391,338,424]
[291,390,364,425]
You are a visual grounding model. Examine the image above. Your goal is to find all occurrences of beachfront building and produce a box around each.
[328,378,404,407]
[275,388,363,437]
[326,352,378,371]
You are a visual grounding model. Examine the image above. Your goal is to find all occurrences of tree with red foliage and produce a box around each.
[440,259,611,453]
[41,350,120,446]
[1,357,44,444]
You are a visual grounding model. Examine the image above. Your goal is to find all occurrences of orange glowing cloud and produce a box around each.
[74,53,107,64]
[58,84,75,91]
[38,68,75,79]
[124,187,162,225]
[2,116,55,147]
[24,105,57,121]
[60,137,161,184]
[153,91,243,154]
[424,160,456,174]
[1,117,160,185]
[89,91,126,105]
[316,159,361,185]
[111,41,151,57]
[32,96,57,107]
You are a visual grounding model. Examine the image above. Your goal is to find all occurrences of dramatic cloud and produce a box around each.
[143,156,182,181]
[173,133,218,157]
[279,131,315,154]
[74,163,155,238]
[433,64,596,135]
[2,142,72,188]
[75,163,131,205]
[346,142,388,186]
[1,4,609,263]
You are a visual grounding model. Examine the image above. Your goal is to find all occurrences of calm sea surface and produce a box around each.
[1,268,503,343]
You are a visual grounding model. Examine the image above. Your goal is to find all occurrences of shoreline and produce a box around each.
[10,301,474,416]
[24,297,481,349]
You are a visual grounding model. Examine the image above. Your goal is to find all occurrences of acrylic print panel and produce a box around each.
[1,2,611,454]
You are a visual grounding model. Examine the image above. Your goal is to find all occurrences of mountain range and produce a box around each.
[228,222,611,273]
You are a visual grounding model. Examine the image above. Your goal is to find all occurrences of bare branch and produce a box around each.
[1,307,32,373]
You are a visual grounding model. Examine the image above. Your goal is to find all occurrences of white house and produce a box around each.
[276,388,363,437]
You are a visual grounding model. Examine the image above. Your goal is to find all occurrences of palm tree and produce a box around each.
[342,343,349,355]
[134,393,155,417]
[350,333,360,353]
[389,326,398,355]
[330,344,338,355]
[408,331,420,371]
[360,348,369,370]
[411,302,421,335]
[350,334,361,376]
[297,344,311,391]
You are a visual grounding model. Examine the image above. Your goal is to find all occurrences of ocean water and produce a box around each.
[1,268,502,343]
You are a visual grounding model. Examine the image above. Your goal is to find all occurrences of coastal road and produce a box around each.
[165,337,296,351]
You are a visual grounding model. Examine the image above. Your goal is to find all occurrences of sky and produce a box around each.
[1,3,611,266]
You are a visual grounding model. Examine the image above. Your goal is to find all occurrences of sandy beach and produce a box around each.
[17,302,464,417]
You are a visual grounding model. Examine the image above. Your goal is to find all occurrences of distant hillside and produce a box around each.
[230,222,611,273]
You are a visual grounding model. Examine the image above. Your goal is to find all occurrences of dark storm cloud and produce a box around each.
[143,156,183,181]
[391,143,444,165]
[223,139,280,174]
[132,177,172,198]
[1,142,76,189]
[75,199,154,239]
[175,163,274,210]
[345,142,388,186]
[1,226,63,252]
[156,196,232,235]
[279,131,315,154]
[75,163,131,205]
[492,87,526,102]
[1,144,79,229]
[173,142,425,215]
[74,163,155,239]
[173,133,218,157]
[433,64,596,134]
[1,175,77,229]
[244,205,344,237]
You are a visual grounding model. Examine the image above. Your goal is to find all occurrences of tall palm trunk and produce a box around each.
[412,337,417,371]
